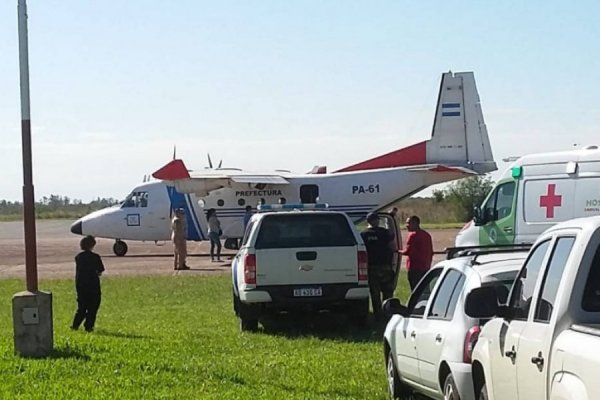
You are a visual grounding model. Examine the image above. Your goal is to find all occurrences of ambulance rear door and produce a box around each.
[574,159,600,218]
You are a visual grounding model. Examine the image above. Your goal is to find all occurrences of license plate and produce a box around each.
[293,288,322,297]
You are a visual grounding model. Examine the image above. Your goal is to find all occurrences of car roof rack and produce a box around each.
[445,244,532,262]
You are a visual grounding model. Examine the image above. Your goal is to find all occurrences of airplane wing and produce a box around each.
[405,164,478,174]
[152,159,289,195]
[229,175,289,185]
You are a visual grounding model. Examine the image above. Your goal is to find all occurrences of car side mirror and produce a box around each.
[382,298,409,319]
[465,287,501,318]
[473,206,484,226]
[484,208,497,222]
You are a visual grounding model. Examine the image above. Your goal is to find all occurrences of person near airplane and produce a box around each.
[400,215,433,290]
[71,235,105,332]
[361,212,396,321]
[243,205,253,229]
[171,208,190,270]
[207,208,223,262]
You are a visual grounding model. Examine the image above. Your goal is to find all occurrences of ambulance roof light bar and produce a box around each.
[257,203,329,212]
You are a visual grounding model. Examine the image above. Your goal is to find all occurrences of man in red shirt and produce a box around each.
[401,215,433,290]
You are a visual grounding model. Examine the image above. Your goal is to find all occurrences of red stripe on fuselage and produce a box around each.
[336,141,427,172]
[152,159,191,180]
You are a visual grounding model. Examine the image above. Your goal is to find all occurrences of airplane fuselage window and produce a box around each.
[238,198,245,206]
[217,199,225,207]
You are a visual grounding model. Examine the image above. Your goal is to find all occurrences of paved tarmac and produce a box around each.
[0,220,458,280]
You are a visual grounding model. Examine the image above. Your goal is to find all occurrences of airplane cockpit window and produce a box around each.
[121,191,148,208]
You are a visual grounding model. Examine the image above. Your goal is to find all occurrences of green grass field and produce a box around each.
[0,274,413,399]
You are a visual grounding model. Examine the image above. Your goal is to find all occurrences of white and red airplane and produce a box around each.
[71,71,496,256]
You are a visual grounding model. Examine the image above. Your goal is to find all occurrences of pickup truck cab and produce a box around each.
[466,216,600,400]
[232,204,400,331]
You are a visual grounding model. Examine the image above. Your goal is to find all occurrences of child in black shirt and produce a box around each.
[71,235,105,332]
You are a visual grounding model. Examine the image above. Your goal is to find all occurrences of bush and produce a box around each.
[443,175,494,221]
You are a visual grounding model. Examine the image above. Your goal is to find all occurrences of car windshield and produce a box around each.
[255,214,357,249]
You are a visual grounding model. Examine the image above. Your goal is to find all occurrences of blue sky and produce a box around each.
[1,1,599,201]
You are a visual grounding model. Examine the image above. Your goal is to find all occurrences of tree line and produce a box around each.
[0,195,119,220]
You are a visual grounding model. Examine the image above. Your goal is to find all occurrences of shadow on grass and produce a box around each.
[94,329,150,340]
[259,312,386,343]
[49,344,91,361]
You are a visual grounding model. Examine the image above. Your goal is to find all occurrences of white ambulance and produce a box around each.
[455,145,600,246]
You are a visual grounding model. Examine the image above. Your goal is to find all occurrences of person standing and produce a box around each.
[171,208,189,270]
[361,212,396,320]
[243,205,253,229]
[71,235,105,332]
[401,215,433,290]
[207,208,223,262]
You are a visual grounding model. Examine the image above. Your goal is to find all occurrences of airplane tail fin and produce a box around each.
[336,71,496,174]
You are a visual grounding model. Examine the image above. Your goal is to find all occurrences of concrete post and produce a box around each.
[12,291,53,357]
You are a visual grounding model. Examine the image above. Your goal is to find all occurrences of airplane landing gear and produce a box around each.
[113,240,128,256]
[224,238,239,250]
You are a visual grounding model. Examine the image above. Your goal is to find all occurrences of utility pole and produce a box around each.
[13,0,53,358]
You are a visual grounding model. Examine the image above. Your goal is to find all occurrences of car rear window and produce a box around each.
[582,244,600,312]
[255,214,357,249]
[482,271,519,304]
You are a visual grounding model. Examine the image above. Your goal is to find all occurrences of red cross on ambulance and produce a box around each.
[539,183,562,219]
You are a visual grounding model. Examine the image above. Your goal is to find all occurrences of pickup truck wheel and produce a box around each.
[240,318,258,332]
[386,351,410,399]
[478,383,489,400]
[443,373,461,400]
[232,291,240,315]
[350,299,369,327]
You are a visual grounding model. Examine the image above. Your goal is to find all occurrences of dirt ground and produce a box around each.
[0,220,460,280]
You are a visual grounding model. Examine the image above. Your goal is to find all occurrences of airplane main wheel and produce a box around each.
[113,240,128,256]
[224,238,239,250]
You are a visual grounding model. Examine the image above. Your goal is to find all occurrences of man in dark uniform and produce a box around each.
[71,235,105,332]
[361,212,396,320]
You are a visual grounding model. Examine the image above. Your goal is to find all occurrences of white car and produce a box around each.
[232,204,401,332]
[383,247,528,400]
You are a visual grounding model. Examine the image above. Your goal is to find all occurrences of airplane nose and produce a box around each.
[70,220,82,235]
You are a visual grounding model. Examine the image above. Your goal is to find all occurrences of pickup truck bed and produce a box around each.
[551,326,600,400]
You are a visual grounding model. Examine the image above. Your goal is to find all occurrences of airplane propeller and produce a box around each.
[207,153,223,169]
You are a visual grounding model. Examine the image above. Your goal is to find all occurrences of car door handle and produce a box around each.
[503,227,513,233]
[410,331,416,339]
[435,334,442,343]
[504,346,517,360]
[531,352,544,367]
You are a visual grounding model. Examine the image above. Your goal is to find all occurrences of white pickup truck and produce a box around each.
[465,216,600,400]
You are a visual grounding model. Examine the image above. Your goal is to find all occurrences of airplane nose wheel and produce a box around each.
[113,240,128,256]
